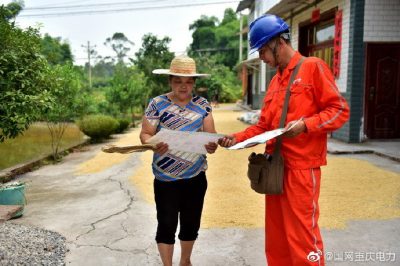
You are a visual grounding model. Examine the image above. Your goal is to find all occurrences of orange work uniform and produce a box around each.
[234,52,349,266]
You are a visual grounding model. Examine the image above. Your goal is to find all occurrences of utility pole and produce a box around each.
[81,41,96,88]
[239,13,243,63]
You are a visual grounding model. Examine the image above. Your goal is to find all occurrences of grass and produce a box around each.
[0,122,85,170]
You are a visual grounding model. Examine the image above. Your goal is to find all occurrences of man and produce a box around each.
[219,14,349,265]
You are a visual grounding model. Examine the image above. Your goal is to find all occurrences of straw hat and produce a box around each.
[152,56,210,77]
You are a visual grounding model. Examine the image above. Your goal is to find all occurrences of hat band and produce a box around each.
[170,66,196,74]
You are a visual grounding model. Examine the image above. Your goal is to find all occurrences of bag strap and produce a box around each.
[273,56,305,156]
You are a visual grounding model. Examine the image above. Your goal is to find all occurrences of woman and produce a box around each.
[140,56,218,266]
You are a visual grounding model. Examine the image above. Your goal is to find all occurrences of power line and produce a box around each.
[24,0,168,10]
[195,47,235,52]
[74,50,187,61]
[30,0,95,8]
[20,0,240,18]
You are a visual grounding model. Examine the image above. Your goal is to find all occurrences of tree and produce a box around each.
[188,8,247,69]
[42,64,86,160]
[106,63,147,117]
[221,8,237,25]
[40,33,73,65]
[90,59,115,88]
[189,15,218,53]
[133,33,174,99]
[92,59,114,78]
[104,32,134,63]
[186,8,246,103]
[213,15,241,68]
[0,4,53,142]
[1,0,23,21]
[195,56,241,103]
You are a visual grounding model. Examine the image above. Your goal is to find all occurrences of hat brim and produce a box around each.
[152,69,210,77]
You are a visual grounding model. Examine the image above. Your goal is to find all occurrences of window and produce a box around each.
[299,8,337,70]
[315,22,335,43]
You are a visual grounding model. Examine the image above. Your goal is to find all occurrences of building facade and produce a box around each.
[237,0,400,142]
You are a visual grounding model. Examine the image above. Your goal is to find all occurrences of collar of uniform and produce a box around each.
[277,51,302,82]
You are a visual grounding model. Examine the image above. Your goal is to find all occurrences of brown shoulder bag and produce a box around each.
[247,57,305,195]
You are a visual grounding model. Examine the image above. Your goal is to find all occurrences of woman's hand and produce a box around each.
[205,142,218,154]
[154,142,169,155]
[218,135,237,147]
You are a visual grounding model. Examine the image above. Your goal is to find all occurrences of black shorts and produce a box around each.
[153,172,207,244]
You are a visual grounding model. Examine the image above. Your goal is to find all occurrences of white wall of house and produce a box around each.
[258,0,279,17]
[260,62,267,92]
[289,0,350,93]
[258,0,279,92]
[249,0,280,92]
[247,8,255,58]
[364,0,400,42]
[252,72,257,94]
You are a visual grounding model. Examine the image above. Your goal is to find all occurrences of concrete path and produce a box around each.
[9,104,400,266]
[12,142,266,266]
[14,143,161,265]
[328,138,400,163]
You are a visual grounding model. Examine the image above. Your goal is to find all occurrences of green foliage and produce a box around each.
[188,8,248,69]
[1,1,23,21]
[195,56,241,103]
[189,15,218,52]
[187,8,246,103]
[88,88,116,116]
[43,64,84,122]
[78,114,118,141]
[221,8,237,25]
[0,6,53,142]
[90,60,114,88]
[213,18,241,69]
[80,59,115,115]
[40,33,73,65]
[115,118,130,133]
[104,32,134,63]
[40,64,89,160]
[133,33,174,99]
[105,63,147,116]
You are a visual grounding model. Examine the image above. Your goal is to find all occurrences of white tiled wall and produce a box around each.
[364,0,400,42]
[257,0,280,92]
[243,0,399,94]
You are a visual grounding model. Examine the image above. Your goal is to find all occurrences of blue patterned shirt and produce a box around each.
[145,94,212,181]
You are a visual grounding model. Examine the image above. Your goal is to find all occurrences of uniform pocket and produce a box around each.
[289,83,314,113]
[289,83,312,95]
[263,92,274,104]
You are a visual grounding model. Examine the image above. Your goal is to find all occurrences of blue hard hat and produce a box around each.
[249,14,290,54]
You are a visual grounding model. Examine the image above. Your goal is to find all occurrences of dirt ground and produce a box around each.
[77,104,400,230]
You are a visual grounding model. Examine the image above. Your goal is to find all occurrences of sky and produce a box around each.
[2,0,242,65]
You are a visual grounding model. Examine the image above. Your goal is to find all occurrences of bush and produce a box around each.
[0,6,53,142]
[78,115,118,141]
[115,118,131,133]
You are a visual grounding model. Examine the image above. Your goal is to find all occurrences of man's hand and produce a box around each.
[154,142,169,155]
[218,135,237,147]
[283,119,306,138]
[205,142,218,154]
